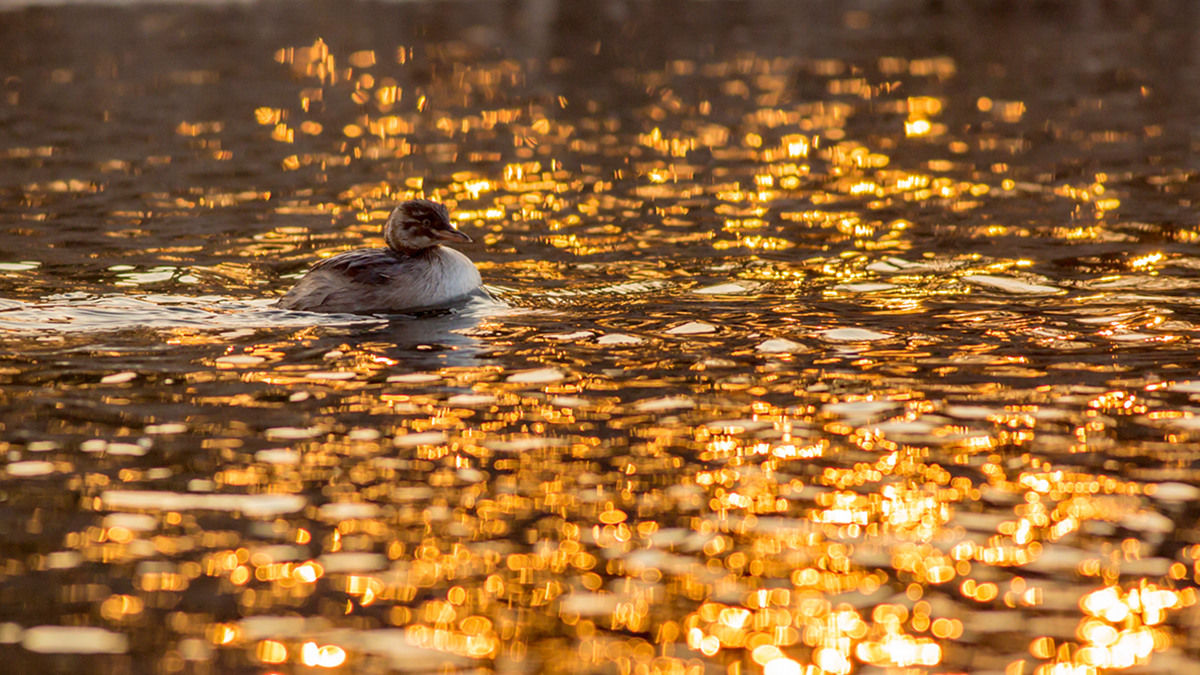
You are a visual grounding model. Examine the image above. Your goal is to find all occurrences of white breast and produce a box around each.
[397,246,482,308]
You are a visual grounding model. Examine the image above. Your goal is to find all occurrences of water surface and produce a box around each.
[3,2,1200,673]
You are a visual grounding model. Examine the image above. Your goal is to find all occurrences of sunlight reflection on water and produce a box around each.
[3,2,1200,674]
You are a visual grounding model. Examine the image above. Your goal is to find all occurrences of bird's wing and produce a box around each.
[308,248,407,285]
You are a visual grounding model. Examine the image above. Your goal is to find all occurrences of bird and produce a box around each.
[276,199,483,314]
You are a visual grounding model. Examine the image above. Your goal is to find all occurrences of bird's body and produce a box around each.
[276,199,482,314]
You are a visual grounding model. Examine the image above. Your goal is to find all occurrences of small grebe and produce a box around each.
[276,199,482,314]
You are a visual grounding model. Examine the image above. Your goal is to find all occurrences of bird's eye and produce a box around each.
[420,218,432,227]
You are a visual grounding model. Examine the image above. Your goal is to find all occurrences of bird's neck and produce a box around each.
[386,244,439,258]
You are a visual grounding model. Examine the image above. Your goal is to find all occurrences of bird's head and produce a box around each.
[383,199,470,253]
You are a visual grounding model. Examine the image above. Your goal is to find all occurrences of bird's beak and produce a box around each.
[432,227,472,243]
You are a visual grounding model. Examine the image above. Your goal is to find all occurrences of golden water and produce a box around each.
[2,2,1200,674]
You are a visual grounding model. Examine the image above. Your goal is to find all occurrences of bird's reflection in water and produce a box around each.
[308,295,506,369]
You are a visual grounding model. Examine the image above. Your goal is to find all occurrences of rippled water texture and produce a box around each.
[4,1,1200,673]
